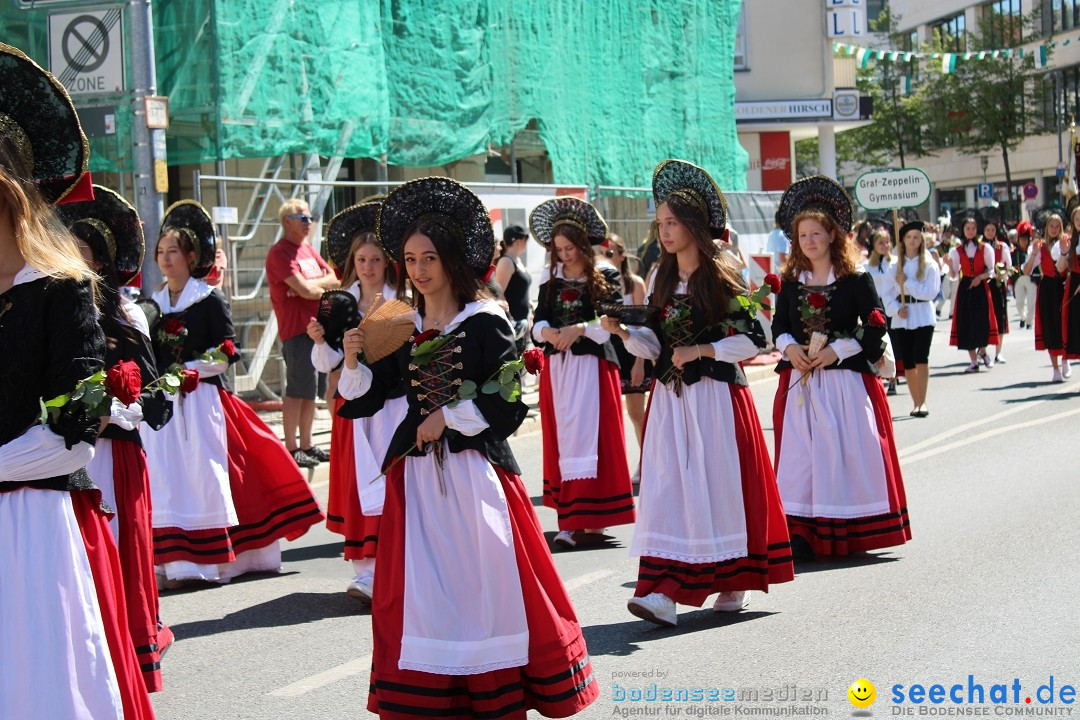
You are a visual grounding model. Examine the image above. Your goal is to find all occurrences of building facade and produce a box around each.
[878,0,1079,220]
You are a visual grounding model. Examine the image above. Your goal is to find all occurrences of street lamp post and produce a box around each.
[980,155,989,183]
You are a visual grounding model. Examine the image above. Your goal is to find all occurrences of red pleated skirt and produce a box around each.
[634,383,794,606]
[326,395,380,560]
[72,490,157,720]
[153,388,325,564]
[366,463,600,719]
[539,357,636,531]
[773,370,911,556]
[109,439,164,692]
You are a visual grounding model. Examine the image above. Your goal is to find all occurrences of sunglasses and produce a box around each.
[288,214,313,223]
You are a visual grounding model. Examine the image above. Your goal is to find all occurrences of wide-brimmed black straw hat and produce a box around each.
[160,200,216,279]
[57,185,144,284]
[0,42,89,204]
[324,197,384,270]
[377,177,495,276]
[529,197,608,248]
[652,159,728,238]
[778,176,855,240]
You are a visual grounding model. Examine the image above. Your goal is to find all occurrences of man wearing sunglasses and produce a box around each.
[266,198,339,469]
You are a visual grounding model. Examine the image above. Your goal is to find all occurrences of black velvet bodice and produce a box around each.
[533,266,621,365]
[0,275,104,492]
[146,290,238,392]
[338,310,528,475]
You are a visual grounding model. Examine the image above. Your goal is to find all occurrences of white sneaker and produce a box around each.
[712,590,750,612]
[995,353,1006,364]
[346,576,373,602]
[964,362,980,374]
[1063,362,1073,379]
[1052,368,1064,383]
[553,530,577,548]
[627,593,677,627]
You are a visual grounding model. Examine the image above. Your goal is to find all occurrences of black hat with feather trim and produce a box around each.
[324,196,385,270]
[0,42,89,204]
[160,200,216,279]
[651,159,729,239]
[56,185,144,284]
[777,176,854,240]
[377,177,495,277]
[529,197,608,248]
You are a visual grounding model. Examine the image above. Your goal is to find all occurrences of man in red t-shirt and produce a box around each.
[265,198,339,468]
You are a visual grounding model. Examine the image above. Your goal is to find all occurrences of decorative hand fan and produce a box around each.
[135,298,162,331]
[317,291,361,352]
[359,295,416,362]
[599,302,658,326]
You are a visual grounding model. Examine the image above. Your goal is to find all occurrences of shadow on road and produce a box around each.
[583,610,778,656]
[168,590,368,640]
[282,541,345,563]
[544,530,626,553]
[792,552,899,574]
[1001,391,1076,403]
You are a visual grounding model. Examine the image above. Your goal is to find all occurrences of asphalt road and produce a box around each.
[152,311,1080,720]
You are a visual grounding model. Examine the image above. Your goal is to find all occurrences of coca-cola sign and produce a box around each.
[762,157,790,172]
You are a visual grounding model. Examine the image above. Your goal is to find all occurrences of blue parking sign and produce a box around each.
[977,182,993,199]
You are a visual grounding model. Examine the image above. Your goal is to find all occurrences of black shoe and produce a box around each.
[303,446,330,463]
[790,535,816,563]
[291,449,318,469]
[886,379,898,396]
[915,409,929,418]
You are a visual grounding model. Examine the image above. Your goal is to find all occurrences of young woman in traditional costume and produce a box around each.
[602,160,794,627]
[141,200,323,587]
[529,197,635,548]
[881,220,941,418]
[308,197,406,601]
[1025,208,1070,382]
[0,41,156,720]
[947,212,999,373]
[772,176,911,561]
[982,215,1011,363]
[337,176,598,718]
[59,185,175,690]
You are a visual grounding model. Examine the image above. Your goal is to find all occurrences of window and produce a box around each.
[985,0,1021,46]
[933,13,967,53]
[1051,0,1080,32]
[734,6,748,70]
[866,0,887,25]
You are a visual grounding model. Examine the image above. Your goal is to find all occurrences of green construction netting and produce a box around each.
[1,0,747,189]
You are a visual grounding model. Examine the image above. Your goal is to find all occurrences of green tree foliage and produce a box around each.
[922,6,1051,219]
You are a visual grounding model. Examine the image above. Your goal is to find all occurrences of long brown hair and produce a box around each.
[780,209,860,282]
[395,218,489,316]
[0,148,94,285]
[867,227,893,269]
[546,224,612,311]
[340,231,397,291]
[649,194,746,326]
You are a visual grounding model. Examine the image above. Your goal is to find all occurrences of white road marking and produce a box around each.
[268,654,372,698]
[900,407,1080,465]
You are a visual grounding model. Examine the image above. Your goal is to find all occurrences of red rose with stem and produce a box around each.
[180,369,200,394]
[413,328,439,346]
[164,318,185,335]
[764,273,782,294]
[868,309,887,328]
[807,292,827,309]
[220,339,236,357]
[105,360,142,406]
[523,347,546,376]
[560,288,581,303]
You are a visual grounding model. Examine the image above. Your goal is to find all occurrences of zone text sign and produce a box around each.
[854,168,932,210]
[49,8,125,96]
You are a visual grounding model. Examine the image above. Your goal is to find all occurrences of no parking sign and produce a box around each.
[49,8,125,96]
